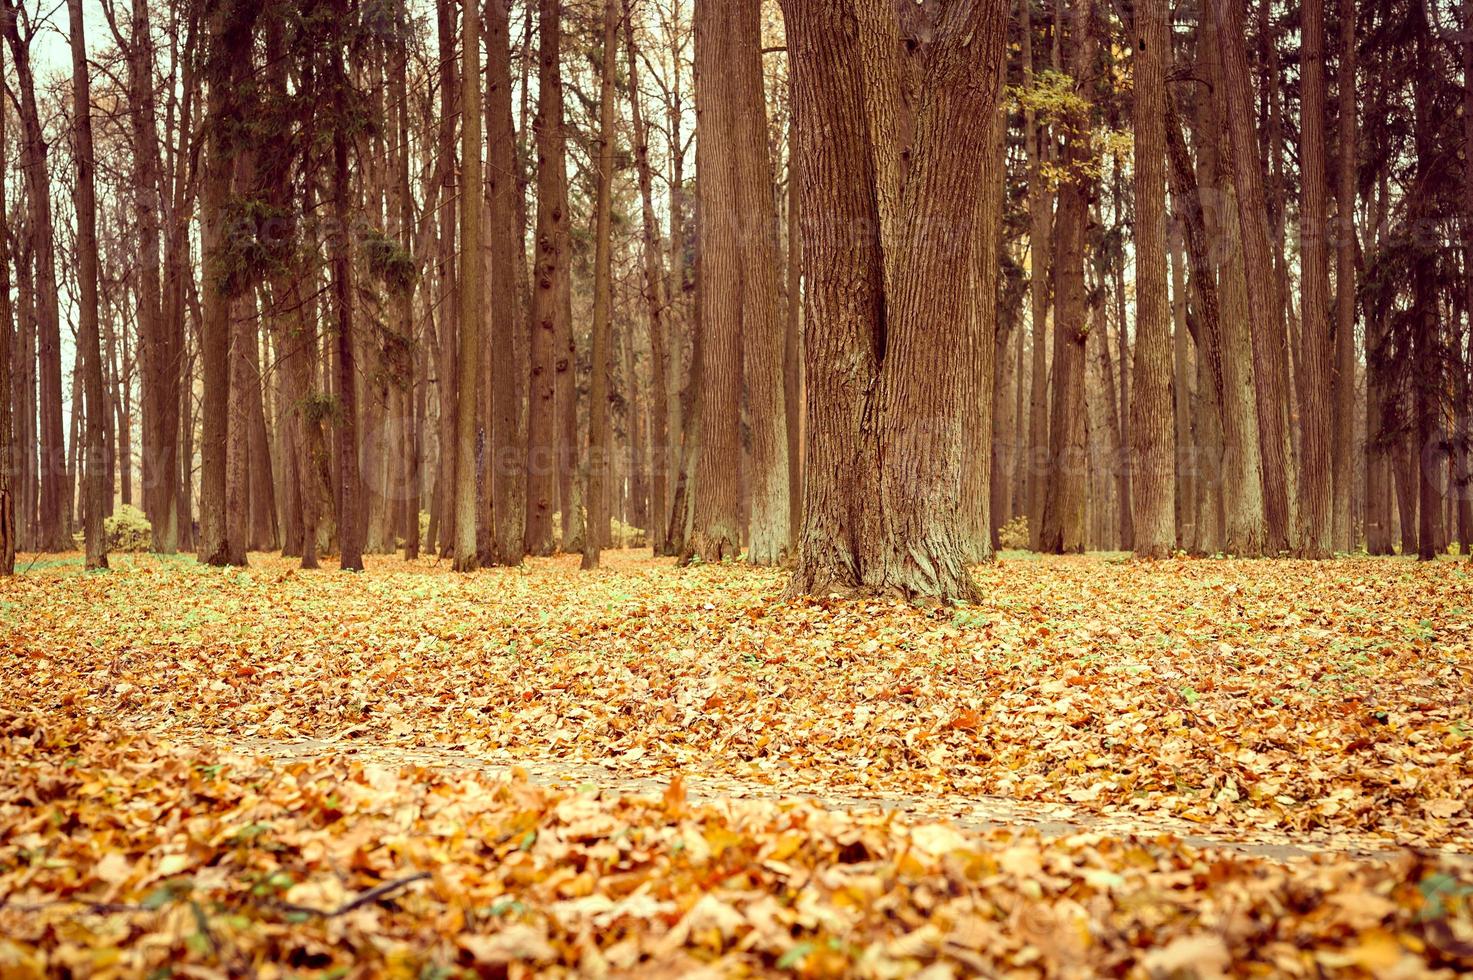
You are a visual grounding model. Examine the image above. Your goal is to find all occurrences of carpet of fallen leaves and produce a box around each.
[3,550,1473,976]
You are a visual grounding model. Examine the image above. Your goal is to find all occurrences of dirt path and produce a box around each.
[192,733,1473,866]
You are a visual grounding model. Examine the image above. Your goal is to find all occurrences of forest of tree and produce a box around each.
[1,0,1470,596]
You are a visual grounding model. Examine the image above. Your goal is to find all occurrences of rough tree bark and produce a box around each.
[783,0,1008,599]
[1209,0,1297,553]
[686,0,744,562]
[729,0,790,565]
[1128,0,1175,558]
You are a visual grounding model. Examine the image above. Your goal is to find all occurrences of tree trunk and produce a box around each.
[1209,0,1296,553]
[1022,0,1051,551]
[965,60,1006,564]
[1295,0,1333,557]
[452,0,481,573]
[582,0,618,571]
[624,1,671,556]
[0,32,13,574]
[729,0,790,564]
[1128,0,1174,558]
[1040,0,1097,556]
[1331,0,1357,552]
[198,0,254,567]
[481,0,524,566]
[3,4,67,553]
[784,0,1007,600]
[686,0,743,563]
[1411,8,1443,560]
[785,113,804,554]
[525,0,568,556]
[331,2,364,572]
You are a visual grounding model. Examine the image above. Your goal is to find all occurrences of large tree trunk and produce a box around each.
[686,0,744,562]
[525,0,568,556]
[452,0,481,573]
[1129,0,1175,558]
[3,5,67,553]
[582,0,618,570]
[730,0,790,564]
[784,0,1007,600]
[1209,0,1296,553]
[1040,0,1097,556]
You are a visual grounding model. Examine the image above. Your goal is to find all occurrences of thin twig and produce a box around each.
[274,871,432,918]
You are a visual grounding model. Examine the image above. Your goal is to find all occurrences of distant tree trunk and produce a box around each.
[244,312,277,551]
[624,1,670,556]
[452,0,481,573]
[1295,0,1333,557]
[1411,7,1443,561]
[431,0,458,557]
[1209,0,1296,553]
[198,0,254,567]
[783,0,1007,599]
[3,4,67,553]
[729,0,789,565]
[1462,0,1473,559]
[331,1,364,572]
[525,0,568,556]
[1129,0,1174,558]
[0,35,13,575]
[395,17,420,561]
[124,0,175,552]
[785,113,804,552]
[965,62,1006,564]
[1022,0,1051,551]
[1364,174,1393,555]
[686,0,743,562]
[582,0,618,571]
[1331,0,1356,552]
[1170,223,1198,550]
[1040,0,1097,556]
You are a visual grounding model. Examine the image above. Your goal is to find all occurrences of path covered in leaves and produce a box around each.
[3,551,1473,975]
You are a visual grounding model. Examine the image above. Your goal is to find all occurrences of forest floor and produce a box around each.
[3,550,1472,976]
